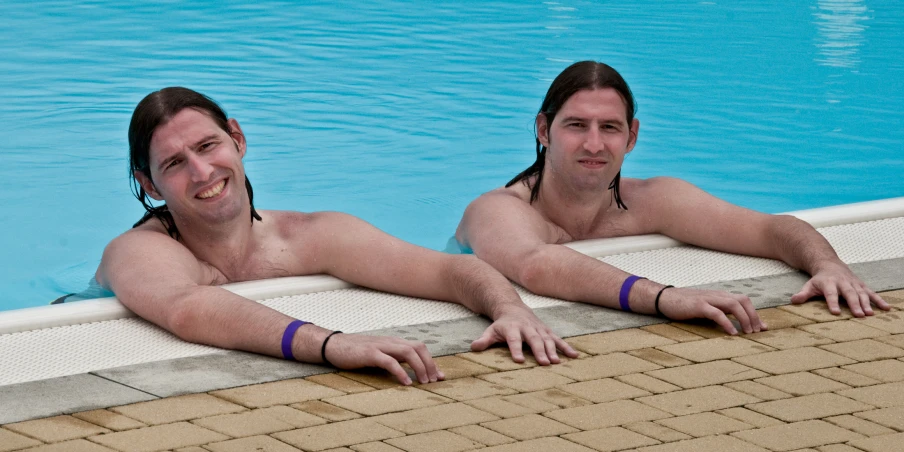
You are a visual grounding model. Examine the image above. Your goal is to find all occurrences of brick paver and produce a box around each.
[9,289,904,452]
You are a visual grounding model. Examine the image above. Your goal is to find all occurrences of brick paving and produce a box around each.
[4,290,904,452]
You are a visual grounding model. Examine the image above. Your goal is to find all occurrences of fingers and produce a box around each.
[555,336,580,358]
[869,290,891,311]
[701,304,738,335]
[723,297,754,334]
[470,328,497,353]
[374,354,413,386]
[505,333,526,364]
[791,281,816,305]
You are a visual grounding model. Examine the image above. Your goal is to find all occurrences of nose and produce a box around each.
[187,153,215,182]
[583,127,604,154]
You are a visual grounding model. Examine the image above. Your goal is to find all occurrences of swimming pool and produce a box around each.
[2,0,902,310]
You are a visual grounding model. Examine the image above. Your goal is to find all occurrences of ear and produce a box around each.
[134,170,164,201]
[227,118,247,158]
[626,118,640,154]
[536,113,550,147]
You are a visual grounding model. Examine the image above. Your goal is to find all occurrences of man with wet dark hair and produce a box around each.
[97,87,578,385]
[457,61,888,335]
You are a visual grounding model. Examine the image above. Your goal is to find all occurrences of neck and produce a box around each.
[174,210,258,273]
[536,171,618,237]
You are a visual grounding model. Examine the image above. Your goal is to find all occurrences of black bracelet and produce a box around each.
[321,331,343,367]
[655,285,675,318]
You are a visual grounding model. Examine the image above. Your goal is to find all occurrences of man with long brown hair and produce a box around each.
[457,61,888,335]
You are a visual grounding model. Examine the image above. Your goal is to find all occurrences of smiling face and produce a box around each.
[135,108,248,228]
[538,88,639,193]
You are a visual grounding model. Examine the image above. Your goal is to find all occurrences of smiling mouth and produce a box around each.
[578,160,607,167]
[197,179,227,199]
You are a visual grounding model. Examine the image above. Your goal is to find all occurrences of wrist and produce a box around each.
[289,323,330,363]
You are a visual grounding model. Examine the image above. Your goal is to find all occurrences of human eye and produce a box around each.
[165,158,182,170]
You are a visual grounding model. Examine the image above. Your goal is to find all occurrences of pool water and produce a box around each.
[2,0,902,310]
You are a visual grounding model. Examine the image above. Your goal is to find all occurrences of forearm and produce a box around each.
[767,215,843,275]
[443,255,528,320]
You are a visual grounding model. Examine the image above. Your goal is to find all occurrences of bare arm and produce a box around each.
[97,230,438,385]
[304,212,577,364]
[458,192,764,335]
[648,177,888,317]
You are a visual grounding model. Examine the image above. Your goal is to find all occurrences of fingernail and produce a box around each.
[403,377,412,385]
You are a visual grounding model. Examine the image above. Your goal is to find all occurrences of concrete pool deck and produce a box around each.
[3,282,904,452]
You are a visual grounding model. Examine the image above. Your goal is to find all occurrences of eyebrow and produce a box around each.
[560,115,626,125]
[156,134,220,171]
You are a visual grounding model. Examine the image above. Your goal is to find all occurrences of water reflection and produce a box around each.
[813,0,869,68]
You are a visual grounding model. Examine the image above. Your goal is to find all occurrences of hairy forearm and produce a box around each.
[767,215,842,275]
[443,255,527,319]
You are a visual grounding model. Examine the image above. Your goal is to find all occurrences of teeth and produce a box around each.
[197,180,226,199]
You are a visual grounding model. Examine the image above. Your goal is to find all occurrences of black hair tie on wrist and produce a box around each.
[655,285,675,319]
[321,331,343,367]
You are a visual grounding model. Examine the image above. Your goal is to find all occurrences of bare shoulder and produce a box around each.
[622,176,703,209]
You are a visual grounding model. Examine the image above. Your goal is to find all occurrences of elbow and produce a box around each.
[164,293,203,343]
[516,248,551,294]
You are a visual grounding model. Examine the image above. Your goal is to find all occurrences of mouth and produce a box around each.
[196,179,227,200]
[578,159,607,169]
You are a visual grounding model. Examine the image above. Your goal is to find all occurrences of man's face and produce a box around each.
[538,88,639,192]
[138,108,248,227]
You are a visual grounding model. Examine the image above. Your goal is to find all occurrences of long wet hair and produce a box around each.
[128,87,262,239]
[506,61,637,208]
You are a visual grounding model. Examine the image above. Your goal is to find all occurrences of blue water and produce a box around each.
[2,1,902,311]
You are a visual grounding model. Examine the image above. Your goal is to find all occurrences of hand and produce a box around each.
[791,262,890,317]
[659,287,767,335]
[323,333,444,385]
[470,303,579,365]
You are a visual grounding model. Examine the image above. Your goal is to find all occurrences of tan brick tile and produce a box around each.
[72,410,145,432]
[456,347,539,371]
[5,415,109,443]
[254,405,327,428]
[723,381,792,401]
[640,324,705,342]
[636,385,761,415]
[615,374,681,394]
[478,437,595,452]
[109,394,245,426]
[272,418,404,451]
[668,321,732,339]
[656,412,752,437]
[717,407,784,428]
[89,421,228,452]
[420,377,517,401]
[291,400,362,422]
[563,426,660,451]
[874,333,904,349]
[746,328,835,350]
[731,420,863,451]
[388,431,488,452]
[754,372,852,396]
[11,439,116,452]
[826,414,897,436]
[464,396,542,418]
[502,389,591,411]
[854,406,904,430]
[842,359,904,382]
[627,348,693,367]
[478,367,574,392]
[546,352,661,381]
[747,393,874,422]
[566,329,676,355]
[733,347,856,374]
[191,409,296,437]
[812,367,881,387]
[545,399,671,430]
[838,381,904,407]
[210,378,344,408]
[481,414,577,440]
[757,308,816,329]
[322,449,355,452]
[306,373,378,393]
[645,360,766,389]
[820,338,904,362]
[853,311,904,334]
[176,447,210,452]
[849,432,904,452]
[657,337,774,363]
[350,442,405,452]
[0,428,42,452]
[205,435,303,452]
[448,425,515,446]
[799,321,887,342]
[323,387,451,416]
[336,370,403,390]
[370,403,499,434]
[635,435,769,452]
[623,421,691,443]
[816,445,865,452]
[558,378,651,403]
[433,355,497,380]
[778,302,855,322]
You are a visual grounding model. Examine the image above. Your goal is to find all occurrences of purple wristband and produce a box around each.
[619,275,645,312]
[281,319,309,360]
